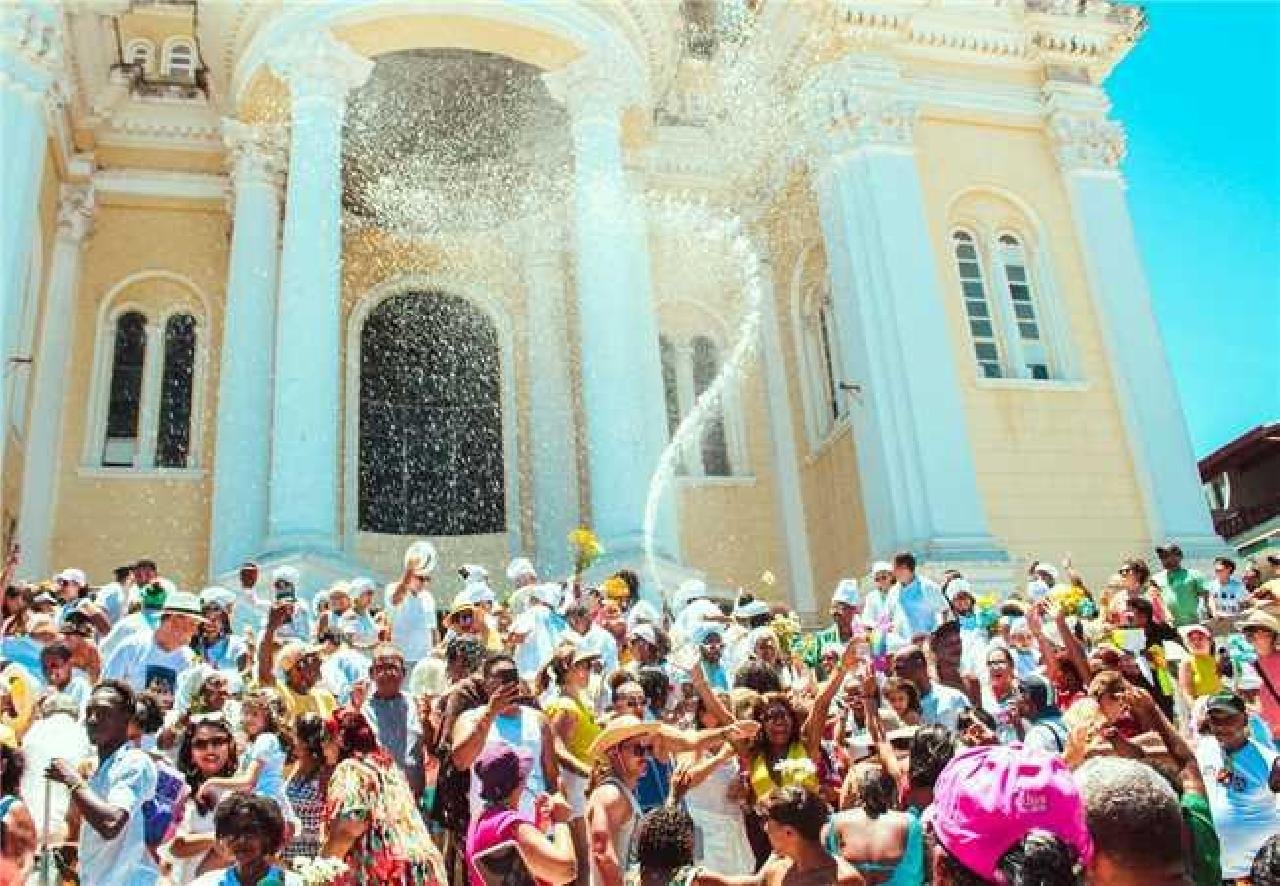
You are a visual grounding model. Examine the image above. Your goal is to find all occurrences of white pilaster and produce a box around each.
[16,182,91,577]
[523,231,581,577]
[547,58,678,566]
[265,32,371,552]
[0,2,62,506]
[1047,85,1221,554]
[805,59,1008,565]
[210,120,286,575]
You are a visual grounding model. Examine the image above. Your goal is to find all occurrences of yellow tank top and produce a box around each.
[1188,653,1222,699]
[544,692,601,762]
[750,742,818,800]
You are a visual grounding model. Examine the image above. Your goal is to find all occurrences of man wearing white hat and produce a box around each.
[386,541,439,674]
[511,582,563,682]
[506,557,538,590]
[861,561,910,649]
[672,579,723,645]
[268,565,312,642]
[102,591,203,703]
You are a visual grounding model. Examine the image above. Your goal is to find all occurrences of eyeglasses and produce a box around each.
[190,736,231,751]
[4,588,20,598]
[617,696,646,709]
[763,708,792,723]
[624,742,654,758]
[986,659,1011,669]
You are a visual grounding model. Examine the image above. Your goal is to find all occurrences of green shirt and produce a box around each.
[1158,568,1207,627]
[1181,792,1221,886]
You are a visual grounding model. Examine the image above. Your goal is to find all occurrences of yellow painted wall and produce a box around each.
[914,113,1151,589]
[50,202,228,590]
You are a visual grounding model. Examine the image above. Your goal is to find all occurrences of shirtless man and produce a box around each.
[691,786,864,886]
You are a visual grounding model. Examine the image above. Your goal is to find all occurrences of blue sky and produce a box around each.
[1107,1,1279,458]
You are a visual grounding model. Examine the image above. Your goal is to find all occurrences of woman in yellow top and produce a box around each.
[1177,623,1223,702]
[540,643,601,886]
[746,642,855,804]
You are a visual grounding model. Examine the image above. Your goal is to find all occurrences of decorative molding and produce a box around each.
[55,181,95,242]
[266,29,372,108]
[544,54,646,129]
[92,168,229,202]
[1048,111,1126,172]
[803,61,917,159]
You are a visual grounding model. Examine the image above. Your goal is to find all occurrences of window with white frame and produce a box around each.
[657,330,742,478]
[794,246,848,446]
[164,40,196,80]
[950,224,1062,381]
[96,307,200,470]
[125,39,154,74]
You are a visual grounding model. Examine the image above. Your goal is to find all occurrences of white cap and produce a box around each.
[199,586,237,609]
[348,576,378,597]
[55,568,86,587]
[469,581,498,606]
[733,599,770,619]
[1026,579,1051,601]
[627,599,661,628]
[459,564,489,583]
[870,561,894,576]
[674,578,709,611]
[506,557,537,583]
[530,582,561,608]
[1034,564,1059,581]
[630,623,658,646]
[832,578,860,607]
[404,540,438,577]
[272,565,301,586]
[947,578,974,599]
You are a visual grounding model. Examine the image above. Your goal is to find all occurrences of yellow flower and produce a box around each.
[760,570,776,587]
[568,527,603,571]
[601,576,630,601]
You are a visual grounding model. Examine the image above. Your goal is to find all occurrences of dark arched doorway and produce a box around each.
[358,291,504,536]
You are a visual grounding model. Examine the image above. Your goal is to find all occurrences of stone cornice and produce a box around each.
[829,0,1146,81]
[802,59,917,159]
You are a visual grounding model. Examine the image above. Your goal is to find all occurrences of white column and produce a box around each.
[547,59,678,565]
[805,60,1007,565]
[265,32,371,552]
[209,121,285,575]
[1048,87,1221,552]
[756,256,817,617]
[16,182,92,577]
[523,233,581,577]
[0,3,61,501]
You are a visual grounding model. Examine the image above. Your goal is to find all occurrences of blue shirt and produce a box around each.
[897,577,946,637]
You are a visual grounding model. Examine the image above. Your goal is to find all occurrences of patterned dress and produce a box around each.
[282,770,325,864]
[326,754,442,885]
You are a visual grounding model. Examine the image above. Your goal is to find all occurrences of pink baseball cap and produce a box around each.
[926,744,1093,882]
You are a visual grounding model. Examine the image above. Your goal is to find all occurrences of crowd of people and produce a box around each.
[0,538,1277,886]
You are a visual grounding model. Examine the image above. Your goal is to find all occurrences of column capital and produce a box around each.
[54,181,93,242]
[802,59,917,162]
[0,0,64,100]
[223,119,288,191]
[1048,110,1126,174]
[267,29,372,108]
[543,55,643,128]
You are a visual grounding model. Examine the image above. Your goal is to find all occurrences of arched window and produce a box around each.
[102,311,148,467]
[794,246,847,446]
[996,234,1050,380]
[659,335,680,441]
[155,313,196,468]
[358,291,504,536]
[164,40,195,80]
[691,336,730,476]
[125,39,154,74]
[952,231,1003,378]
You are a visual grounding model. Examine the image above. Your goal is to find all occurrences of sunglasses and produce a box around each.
[617,696,646,709]
[4,588,20,598]
[763,708,792,722]
[190,711,230,725]
[190,736,231,751]
[986,659,1011,669]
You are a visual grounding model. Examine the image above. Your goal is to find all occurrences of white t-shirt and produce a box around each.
[342,609,381,650]
[384,583,437,663]
[94,582,129,625]
[102,633,197,701]
[920,683,970,732]
[80,746,160,886]
[244,732,292,819]
[1197,738,1280,877]
[512,604,558,681]
[100,611,156,661]
[1210,578,1246,618]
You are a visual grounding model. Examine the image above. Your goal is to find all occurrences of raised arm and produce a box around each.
[803,642,855,761]
[689,659,734,728]
[1121,686,1206,797]
[1054,606,1092,682]
[256,601,290,686]
[860,667,906,792]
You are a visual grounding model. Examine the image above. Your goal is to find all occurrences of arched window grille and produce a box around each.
[691,335,730,476]
[996,234,1051,380]
[125,39,154,74]
[102,311,148,467]
[952,230,1004,378]
[164,40,195,80]
[155,313,197,468]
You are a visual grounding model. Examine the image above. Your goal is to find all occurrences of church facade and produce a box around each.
[0,0,1221,615]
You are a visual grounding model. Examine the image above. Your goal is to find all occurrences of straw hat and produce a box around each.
[588,715,660,760]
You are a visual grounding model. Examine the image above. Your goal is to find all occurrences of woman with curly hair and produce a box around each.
[190,794,303,886]
[322,706,448,884]
[165,714,237,880]
[283,713,332,866]
[196,688,296,827]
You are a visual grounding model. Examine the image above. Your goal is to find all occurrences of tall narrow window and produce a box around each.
[659,336,680,441]
[164,40,195,80]
[814,295,843,422]
[691,336,730,476]
[952,231,1003,378]
[155,313,196,468]
[103,312,147,467]
[998,234,1050,380]
[125,39,154,74]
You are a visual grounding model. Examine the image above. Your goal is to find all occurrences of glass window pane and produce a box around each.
[660,337,680,440]
[103,312,147,467]
[1019,322,1041,339]
[1009,284,1031,302]
[969,319,993,338]
[1028,364,1049,380]
[957,261,981,278]
[1014,303,1035,320]
[1005,264,1027,283]
[975,343,999,361]
[155,313,196,468]
[961,281,986,302]
[955,243,977,260]
[359,292,504,536]
[981,362,1003,378]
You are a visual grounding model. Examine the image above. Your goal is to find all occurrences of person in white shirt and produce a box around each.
[891,552,949,640]
[507,557,539,591]
[385,541,439,672]
[862,561,910,646]
[511,583,563,682]
[1209,557,1246,622]
[563,602,619,676]
[342,577,382,655]
[102,592,202,707]
[892,645,969,731]
[229,561,269,636]
[99,579,173,661]
[94,565,135,626]
[46,680,160,886]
